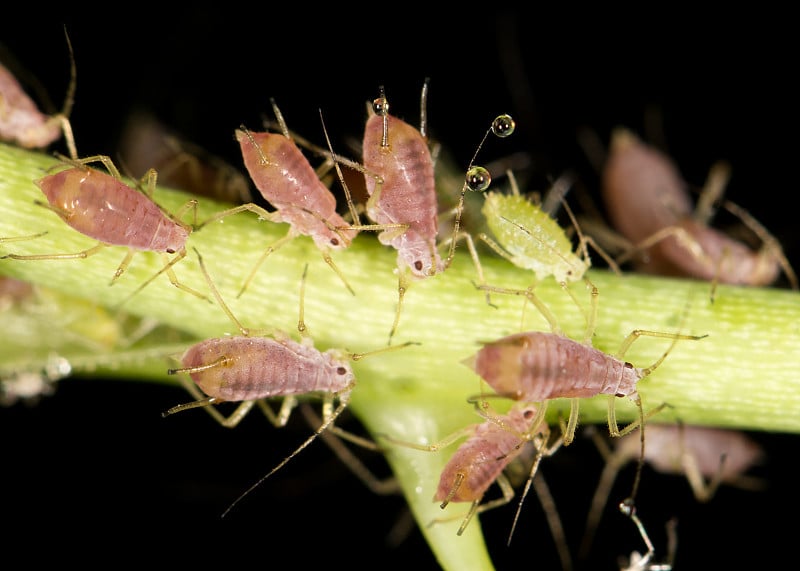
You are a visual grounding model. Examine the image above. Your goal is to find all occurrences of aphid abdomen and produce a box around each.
[435,409,532,503]
[35,168,182,251]
[602,128,694,243]
[362,113,441,275]
[483,192,582,282]
[181,337,354,402]
[652,219,781,285]
[0,64,61,148]
[468,332,638,400]
[237,130,356,250]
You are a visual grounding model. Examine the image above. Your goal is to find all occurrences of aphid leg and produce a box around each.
[0,231,47,244]
[618,499,675,571]
[298,403,401,496]
[474,282,562,335]
[506,423,564,546]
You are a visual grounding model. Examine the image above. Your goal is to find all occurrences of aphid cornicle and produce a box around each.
[196,99,358,298]
[0,25,77,159]
[163,249,415,513]
[350,79,514,342]
[601,127,798,297]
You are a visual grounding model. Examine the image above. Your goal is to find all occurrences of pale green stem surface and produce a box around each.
[2,142,799,570]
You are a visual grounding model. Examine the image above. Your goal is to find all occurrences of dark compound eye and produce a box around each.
[414,260,424,271]
[330,237,340,246]
[337,367,347,375]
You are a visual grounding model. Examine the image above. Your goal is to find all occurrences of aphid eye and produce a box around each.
[330,237,340,246]
[414,260,424,272]
[522,409,535,420]
[491,114,516,138]
[624,362,634,369]
[166,248,177,254]
[466,166,491,192]
[336,366,347,375]
[372,97,389,116]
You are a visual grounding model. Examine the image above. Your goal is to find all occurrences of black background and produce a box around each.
[2,10,797,569]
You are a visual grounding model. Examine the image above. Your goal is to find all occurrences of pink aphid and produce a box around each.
[362,83,442,278]
[602,128,797,292]
[199,100,357,297]
[463,328,705,449]
[2,155,204,301]
[580,424,765,561]
[356,80,510,342]
[163,251,414,513]
[0,27,77,158]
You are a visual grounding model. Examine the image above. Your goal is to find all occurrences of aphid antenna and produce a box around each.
[445,113,516,268]
[220,395,352,519]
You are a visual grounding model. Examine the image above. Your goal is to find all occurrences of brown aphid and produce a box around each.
[163,250,415,513]
[579,423,765,562]
[601,128,797,297]
[1,152,205,302]
[0,26,77,159]
[197,100,357,298]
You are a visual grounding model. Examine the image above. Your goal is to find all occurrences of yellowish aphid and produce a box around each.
[480,188,588,284]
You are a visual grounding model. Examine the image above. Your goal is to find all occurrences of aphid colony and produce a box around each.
[2,48,778,570]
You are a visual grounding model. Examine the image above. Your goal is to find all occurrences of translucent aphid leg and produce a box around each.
[298,403,400,495]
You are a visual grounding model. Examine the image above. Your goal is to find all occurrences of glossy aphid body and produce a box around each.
[579,423,765,561]
[197,99,357,298]
[353,79,514,342]
[1,151,206,302]
[0,26,77,159]
[601,128,797,296]
[382,400,558,538]
[163,250,414,513]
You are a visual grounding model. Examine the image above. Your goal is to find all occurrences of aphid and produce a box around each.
[618,500,677,571]
[381,400,560,539]
[601,127,797,298]
[462,322,707,514]
[475,170,619,336]
[349,79,514,342]
[579,423,765,561]
[1,151,206,303]
[196,100,358,298]
[162,249,414,513]
[0,25,77,159]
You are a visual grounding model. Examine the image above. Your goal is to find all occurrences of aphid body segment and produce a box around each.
[602,128,797,290]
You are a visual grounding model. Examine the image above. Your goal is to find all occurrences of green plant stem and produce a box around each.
[2,142,800,570]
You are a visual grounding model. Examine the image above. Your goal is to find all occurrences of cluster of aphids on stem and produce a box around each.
[2,29,785,570]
